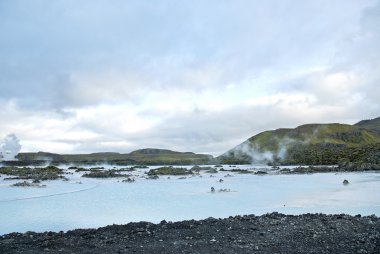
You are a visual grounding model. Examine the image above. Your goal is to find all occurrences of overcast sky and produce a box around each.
[0,0,379,155]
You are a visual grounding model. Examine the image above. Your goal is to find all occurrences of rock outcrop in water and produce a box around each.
[0,166,66,181]
[82,170,128,178]
[11,181,46,188]
[147,166,193,176]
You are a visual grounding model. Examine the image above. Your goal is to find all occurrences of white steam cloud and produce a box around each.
[229,136,307,164]
[0,134,21,161]
[234,142,274,163]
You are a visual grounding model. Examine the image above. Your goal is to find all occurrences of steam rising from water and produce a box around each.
[229,136,307,164]
[0,134,21,161]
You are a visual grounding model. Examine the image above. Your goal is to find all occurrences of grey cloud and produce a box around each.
[87,104,327,155]
[1,0,376,109]
[1,0,379,154]
[271,0,380,120]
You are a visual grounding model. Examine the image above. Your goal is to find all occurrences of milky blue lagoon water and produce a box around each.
[1,165,379,235]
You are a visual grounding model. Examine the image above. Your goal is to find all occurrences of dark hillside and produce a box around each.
[219,119,380,165]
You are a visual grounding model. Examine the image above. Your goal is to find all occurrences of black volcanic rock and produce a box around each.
[0,213,379,253]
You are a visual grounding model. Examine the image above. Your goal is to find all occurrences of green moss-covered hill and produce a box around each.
[218,117,380,165]
[15,148,212,165]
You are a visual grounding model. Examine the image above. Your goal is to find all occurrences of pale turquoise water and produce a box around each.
[0,166,379,235]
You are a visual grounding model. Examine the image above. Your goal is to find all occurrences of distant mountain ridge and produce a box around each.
[130,148,196,155]
[11,117,380,166]
[15,149,212,166]
[355,117,380,132]
[218,117,380,165]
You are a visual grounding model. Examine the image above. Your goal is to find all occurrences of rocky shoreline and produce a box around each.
[1,213,379,253]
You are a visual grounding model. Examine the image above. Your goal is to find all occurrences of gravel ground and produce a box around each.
[1,213,379,254]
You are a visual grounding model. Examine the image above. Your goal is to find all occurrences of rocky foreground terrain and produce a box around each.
[1,213,379,253]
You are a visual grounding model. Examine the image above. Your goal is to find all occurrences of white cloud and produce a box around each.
[0,0,379,155]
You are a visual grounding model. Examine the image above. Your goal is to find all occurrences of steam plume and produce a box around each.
[228,136,307,164]
[0,134,21,161]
